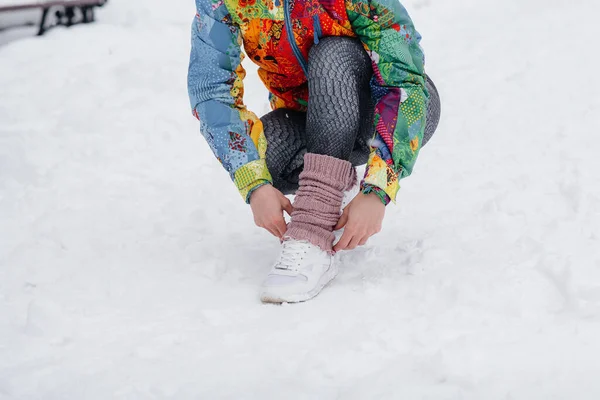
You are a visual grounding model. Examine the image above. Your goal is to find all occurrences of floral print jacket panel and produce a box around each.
[188,0,428,204]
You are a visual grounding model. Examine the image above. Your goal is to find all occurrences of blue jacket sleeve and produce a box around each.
[188,0,272,202]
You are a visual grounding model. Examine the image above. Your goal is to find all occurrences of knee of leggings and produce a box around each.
[422,75,441,147]
[308,37,371,81]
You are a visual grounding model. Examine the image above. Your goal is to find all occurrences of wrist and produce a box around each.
[248,182,272,204]
[361,184,391,206]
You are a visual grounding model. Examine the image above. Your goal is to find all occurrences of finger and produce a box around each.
[358,236,369,246]
[266,224,281,239]
[264,226,279,238]
[264,225,281,239]
[347,234,363,250]
[260,219,279,238]
[333,230,353,252]
[334,209,349,231]
[274,217,288,238]
[281,197,293,217]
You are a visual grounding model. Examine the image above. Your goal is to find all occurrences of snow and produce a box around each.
[1,0,599,398]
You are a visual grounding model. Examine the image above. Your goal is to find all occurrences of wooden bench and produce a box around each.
[0,0,107,36]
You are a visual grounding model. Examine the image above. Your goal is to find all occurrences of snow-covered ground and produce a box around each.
[1,0,599,398]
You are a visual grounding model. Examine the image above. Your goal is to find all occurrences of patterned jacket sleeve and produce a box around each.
[345,0,428,205]
[188,0,272,202]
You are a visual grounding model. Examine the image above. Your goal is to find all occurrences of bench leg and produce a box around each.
[81,6,96,23]
[81,6,89,23]
[38,7,50,36]
[65,6,75,27]
[36,4,100,35]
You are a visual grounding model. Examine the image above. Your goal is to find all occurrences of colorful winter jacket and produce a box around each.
[188,0,428,204]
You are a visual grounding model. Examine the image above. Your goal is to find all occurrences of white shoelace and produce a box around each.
[275,240,309,272]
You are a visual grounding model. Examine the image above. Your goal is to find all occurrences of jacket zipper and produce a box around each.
[283,0,309,76]
[313,15,322,44]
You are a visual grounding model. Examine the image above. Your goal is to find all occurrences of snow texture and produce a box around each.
[1,0,600,398]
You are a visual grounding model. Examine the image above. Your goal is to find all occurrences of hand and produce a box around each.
[333,192,385,252]
[250,184,293,239]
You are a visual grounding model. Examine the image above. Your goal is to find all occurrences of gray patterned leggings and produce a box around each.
[261,37,441,195]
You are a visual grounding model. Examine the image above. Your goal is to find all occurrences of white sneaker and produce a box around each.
[260,239,338,304]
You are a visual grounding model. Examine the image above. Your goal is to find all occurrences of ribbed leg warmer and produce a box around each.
[285,153,356,252]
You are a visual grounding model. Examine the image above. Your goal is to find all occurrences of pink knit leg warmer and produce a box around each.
[285,153,356,252]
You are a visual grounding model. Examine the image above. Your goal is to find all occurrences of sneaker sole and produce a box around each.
[260,261,339,304]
